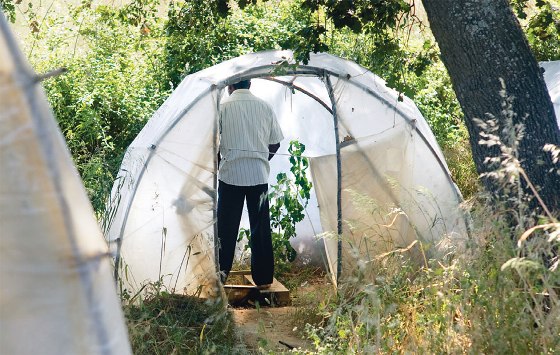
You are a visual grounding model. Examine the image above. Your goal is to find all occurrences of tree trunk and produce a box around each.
[421,0,560,212]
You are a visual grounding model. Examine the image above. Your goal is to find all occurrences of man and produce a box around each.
[217,79,283,289]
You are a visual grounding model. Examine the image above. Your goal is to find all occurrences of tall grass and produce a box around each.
[294,91,559,354]
[293,198,558,354]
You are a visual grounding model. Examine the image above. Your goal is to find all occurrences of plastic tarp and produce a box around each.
[309,75,465,280]
[107,50,469,295]
[541,61,560,126]
[0,14,131,354]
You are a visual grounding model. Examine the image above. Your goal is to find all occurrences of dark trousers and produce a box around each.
[217,181,274,286]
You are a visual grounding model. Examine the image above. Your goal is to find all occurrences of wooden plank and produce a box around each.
[223,275,291,306]
[243,276,288,291]
[243,275,291,306]
[223,285,257,289]
[223,285,255,305]
[228,270,252,276]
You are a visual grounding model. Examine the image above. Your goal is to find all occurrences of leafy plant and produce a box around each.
[239,140,313,273]
[0,0,16,22]
[511,0,560,61]
[164,0,312,86]
[270,141,313,266]
[28,3,169,214]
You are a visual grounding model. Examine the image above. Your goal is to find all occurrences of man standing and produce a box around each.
[217,79,283,289]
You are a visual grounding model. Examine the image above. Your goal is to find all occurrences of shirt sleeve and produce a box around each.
[268,109,284,144]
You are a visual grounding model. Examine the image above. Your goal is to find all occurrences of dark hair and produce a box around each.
[231,79,251,90]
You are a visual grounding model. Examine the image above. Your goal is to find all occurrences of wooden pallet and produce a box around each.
[223,270,291,306]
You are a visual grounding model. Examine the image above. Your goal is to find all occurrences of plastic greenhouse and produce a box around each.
[0,13,131,355]
[106,50,473,298]
[541,60,560,123]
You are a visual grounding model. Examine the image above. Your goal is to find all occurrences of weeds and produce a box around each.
[123,282,244,354]
[294,205,558,353]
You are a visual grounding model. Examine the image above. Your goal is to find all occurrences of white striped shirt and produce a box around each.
[218,89,284,186]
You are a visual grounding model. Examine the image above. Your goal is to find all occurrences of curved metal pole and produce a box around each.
[261,77,333,114]
[324,73,344,283]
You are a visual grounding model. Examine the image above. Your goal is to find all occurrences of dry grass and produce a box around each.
[123,286,245,354]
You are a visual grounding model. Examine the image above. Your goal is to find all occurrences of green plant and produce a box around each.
[512,0,560,61]
[1,0,16,22]
[164,0,312,86]
[239,140,313,274]
[28,3,169,214]
[269,141,313,266]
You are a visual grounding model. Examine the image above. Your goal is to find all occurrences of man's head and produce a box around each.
[228,79,251,95]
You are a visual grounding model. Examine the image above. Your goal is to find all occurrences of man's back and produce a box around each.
[218,89,283,186]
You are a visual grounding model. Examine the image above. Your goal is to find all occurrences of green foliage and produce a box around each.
[0,0,16,22]
[164,0,311,85]
[117,0,159,28]
[164,1,224,84]
[281,23,328,64]
[525,2,560,60]
[513,0,560,60]
[239,141,313,273]
[511,0,560,61]
[30,3,169,213]
[284,0,412,64]
[268,141,313,268]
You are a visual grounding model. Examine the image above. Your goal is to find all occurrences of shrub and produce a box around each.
[29,3,169,213]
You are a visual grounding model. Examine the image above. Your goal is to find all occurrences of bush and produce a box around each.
[29,3,169,213]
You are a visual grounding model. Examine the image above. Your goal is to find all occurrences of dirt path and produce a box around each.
[232,306,313,353]
[229,268,331,353]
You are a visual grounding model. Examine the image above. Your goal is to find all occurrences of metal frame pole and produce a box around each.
[213,86,221,277]
[324,73,344,283]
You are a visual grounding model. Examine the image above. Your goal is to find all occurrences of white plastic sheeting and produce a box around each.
[541,61,560,126]
[0,14,131,355]
[107,50,469,296]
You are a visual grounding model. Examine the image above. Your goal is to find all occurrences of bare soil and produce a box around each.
[230,270,333,353]
[232,306,312,353]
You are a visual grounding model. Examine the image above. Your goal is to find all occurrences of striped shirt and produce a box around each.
[218,89,284,186]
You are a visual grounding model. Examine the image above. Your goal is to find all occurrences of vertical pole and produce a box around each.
[213,86,221,277]
[325,73,343,283]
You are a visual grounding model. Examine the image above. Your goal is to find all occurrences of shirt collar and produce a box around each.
[231,89,252,96]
